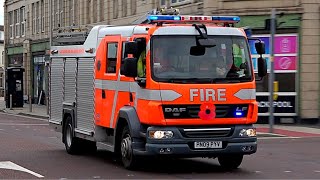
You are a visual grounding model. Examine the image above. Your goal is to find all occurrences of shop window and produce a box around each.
[106,43,118,73]
[256,73,296,92]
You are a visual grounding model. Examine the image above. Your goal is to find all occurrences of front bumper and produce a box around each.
[133,125,257,157]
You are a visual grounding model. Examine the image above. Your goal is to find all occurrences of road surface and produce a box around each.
[0,113,319,179]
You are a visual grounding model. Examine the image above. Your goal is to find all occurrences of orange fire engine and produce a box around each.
[49,8,267,170]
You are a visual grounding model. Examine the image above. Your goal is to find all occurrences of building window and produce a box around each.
[86,0,90,24]
[20,7,25,37]
[92,0,97,23]
[37,1,40,33]
[113,0,118,19]
[33,3,36,34]
[14,9,20,37]
[160,0,166,6]
[122,0,127,17]
[0,32,4,41]
[73,0,78,25]
[41,0,45,32]
[106,43,118,73]
[99,0,104,22]
[69,0,73,25]
[131,0,136,15]
[9,11,14,39]
[59,0,64,27]
[170,0,190,6]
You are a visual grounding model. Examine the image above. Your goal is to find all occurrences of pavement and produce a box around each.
[0,96,320,138]
[0,97,49,119]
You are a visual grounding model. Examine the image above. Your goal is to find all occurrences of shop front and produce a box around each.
[33,55,47,105]
[249,33,299,123]
[0,67,4,97]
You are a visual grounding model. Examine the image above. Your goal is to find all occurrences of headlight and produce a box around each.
[239,128,256,137]
[149,130,174,139]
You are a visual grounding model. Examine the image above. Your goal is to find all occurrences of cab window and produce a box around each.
[106,42,118,73]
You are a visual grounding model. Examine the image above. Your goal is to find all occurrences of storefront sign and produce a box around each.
[274,56,296,70]
[257,95,296,114]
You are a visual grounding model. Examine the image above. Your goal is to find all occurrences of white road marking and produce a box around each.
[255,171,262,173]
[0,161,44,178]
[284,171,292,173]
[314,170,320,173]
[0,123,48,126]
[257,132,287,137]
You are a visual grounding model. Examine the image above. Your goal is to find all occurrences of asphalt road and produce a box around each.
[0,112,320,179]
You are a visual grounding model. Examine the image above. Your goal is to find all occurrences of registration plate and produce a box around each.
[194,141,222,149]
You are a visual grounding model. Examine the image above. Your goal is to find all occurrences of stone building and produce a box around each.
[4,0,320,123]
[0,25,4,97]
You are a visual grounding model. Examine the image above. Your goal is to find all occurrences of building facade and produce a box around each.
[0,25,4,97]
[4,0,320,123]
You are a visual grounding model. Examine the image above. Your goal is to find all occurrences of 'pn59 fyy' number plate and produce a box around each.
[194,141,222,149]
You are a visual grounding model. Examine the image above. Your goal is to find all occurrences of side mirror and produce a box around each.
[190,46,205,56]
[257,57,267,77]
[255,41,265,54]
[123,57,138,78]
[124,42,138,55]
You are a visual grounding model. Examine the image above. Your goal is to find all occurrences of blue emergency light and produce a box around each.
[235,112,243,116]
[148,15,181,21]
[147,15,240,23]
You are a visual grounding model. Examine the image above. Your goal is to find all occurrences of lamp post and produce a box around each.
[268,8,276,133]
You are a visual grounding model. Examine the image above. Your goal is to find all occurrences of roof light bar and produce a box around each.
[147,15,240,23]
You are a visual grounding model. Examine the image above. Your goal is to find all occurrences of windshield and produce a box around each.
[151,35,253,83]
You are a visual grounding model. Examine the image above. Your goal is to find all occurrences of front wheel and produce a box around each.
[120,126,139,170]
[218,155,243,170]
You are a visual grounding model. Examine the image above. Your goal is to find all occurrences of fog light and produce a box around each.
[149,130,174,139]
[239,128,256,137]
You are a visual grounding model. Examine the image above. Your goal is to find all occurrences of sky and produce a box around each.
[0,0,3,25]
[0,0,4,25]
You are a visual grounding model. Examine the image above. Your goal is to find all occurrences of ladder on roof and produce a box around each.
[51,25,93,46]
[131,7,180,25]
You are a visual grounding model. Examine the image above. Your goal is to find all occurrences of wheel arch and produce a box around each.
[62,108,75,143]
[114,106,142,153]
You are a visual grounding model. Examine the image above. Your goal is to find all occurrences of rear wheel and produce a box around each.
[63,116,81,154]
[218,155,243,170]
[63,116,97,154]
[120,126,139,170]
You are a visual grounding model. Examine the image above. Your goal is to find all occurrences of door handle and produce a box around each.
[102,90,106,99]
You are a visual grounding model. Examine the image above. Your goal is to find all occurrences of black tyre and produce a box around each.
[120,126,139,170]
[63,116,81,154]
[218,155,243,170]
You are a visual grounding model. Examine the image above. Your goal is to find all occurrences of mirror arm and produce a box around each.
[136,77,146,87]
[255,76,264,81]
[192,24,208,39]
[247,37,262,43]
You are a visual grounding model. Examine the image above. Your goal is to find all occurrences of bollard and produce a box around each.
[10,94,12,109]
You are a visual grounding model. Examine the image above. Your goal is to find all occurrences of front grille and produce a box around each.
[163,104,249,119]
[179,126,234,138]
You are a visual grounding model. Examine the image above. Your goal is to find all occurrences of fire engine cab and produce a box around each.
[49,8,267,170]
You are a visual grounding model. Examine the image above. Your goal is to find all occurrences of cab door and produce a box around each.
[95,35,122,128]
